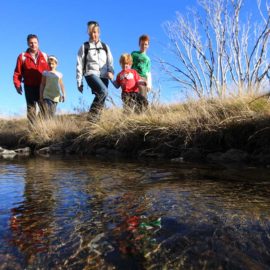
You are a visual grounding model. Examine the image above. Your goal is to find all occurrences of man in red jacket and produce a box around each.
[13,34,49,122]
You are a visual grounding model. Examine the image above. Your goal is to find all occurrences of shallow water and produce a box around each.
[0,157,270,269]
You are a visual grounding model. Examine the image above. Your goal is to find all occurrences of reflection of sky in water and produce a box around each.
[0,164,25,208]
[0,164,25,240]
[0,157,270,269]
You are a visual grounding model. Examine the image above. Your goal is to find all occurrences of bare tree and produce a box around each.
[159,0,270,98]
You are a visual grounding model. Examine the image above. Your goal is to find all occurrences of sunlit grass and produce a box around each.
[80,95,266,141]
[26,114,86,146]
[0,94,270,150]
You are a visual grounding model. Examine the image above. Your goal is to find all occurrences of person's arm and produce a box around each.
[146,58,152,91]
[110,79,120,89]
[146,72,152,90]
[105,44,114,79]
[76,45,84,92]
[39,75,46,103]
[59,77,66,102]
[107,72,119,88]
[111,73,122,89]
[135,70,144,87]
[13,54,23,94]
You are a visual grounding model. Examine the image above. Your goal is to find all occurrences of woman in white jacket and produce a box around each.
[76,21,114,121]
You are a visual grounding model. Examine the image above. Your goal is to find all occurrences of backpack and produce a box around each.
[83,41,108,74]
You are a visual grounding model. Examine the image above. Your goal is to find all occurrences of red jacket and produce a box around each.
[116,69,140,93]
[13,50,49,88]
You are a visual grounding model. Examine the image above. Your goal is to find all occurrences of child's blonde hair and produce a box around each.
[119,53,133,66]
[48,55,58,64]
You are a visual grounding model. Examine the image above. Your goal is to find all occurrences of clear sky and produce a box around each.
[0,0,263,117]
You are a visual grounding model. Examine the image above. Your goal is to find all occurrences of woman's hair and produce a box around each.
[87,21,100,34]
[119,53,133,65]
[139,34,150,45]
[87,21,99,27]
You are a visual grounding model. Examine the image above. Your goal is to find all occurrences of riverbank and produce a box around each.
[1,96,270,165]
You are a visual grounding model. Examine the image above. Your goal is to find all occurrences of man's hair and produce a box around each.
[27,34,38,42]
[119,53,133,66]
[139,34,150,45]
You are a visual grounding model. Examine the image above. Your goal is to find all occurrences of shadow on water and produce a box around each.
[0,156,270,269]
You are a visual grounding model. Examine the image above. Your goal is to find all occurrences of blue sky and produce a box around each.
[0,0,263,117]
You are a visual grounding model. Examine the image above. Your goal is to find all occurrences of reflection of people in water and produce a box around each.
[103,192,161,268]
[9,159,57,262]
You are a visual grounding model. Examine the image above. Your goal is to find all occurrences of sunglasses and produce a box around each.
[87,21,99,27]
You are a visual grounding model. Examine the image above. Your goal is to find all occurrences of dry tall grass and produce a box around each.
[1,95,270,152]
[80,95,270,142]
[26,114,87,146]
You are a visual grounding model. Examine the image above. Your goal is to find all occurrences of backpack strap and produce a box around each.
[83,41,108,74]
[101,42,108,56]
[83,42,90,75]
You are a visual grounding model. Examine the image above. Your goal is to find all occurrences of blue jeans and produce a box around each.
[85,74,108,115]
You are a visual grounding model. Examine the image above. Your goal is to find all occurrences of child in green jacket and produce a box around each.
[131,34,152,99]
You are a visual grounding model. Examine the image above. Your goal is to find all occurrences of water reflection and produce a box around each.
[0,157,270,269]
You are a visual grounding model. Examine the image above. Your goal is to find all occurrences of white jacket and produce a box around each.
[76,40,114,87]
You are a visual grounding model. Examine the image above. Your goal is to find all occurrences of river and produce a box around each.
[0,156,270,269]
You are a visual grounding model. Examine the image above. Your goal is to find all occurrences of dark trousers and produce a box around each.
[85,74,109,117]
[122,92,148,113]
[24,85,43,122]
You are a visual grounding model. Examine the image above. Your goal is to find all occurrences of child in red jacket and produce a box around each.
[109,53,148,113]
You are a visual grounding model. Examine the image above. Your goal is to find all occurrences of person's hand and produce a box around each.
[78,85,83,93]
[61,95,65,102]
[107,72,114,80]
[138,80,147,86]
[146,82,151,92]
[16,86,23,95]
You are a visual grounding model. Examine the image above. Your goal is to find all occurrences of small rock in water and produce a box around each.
[14,147,31,155]
[171,157,184,163]
[1,149,17,159]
